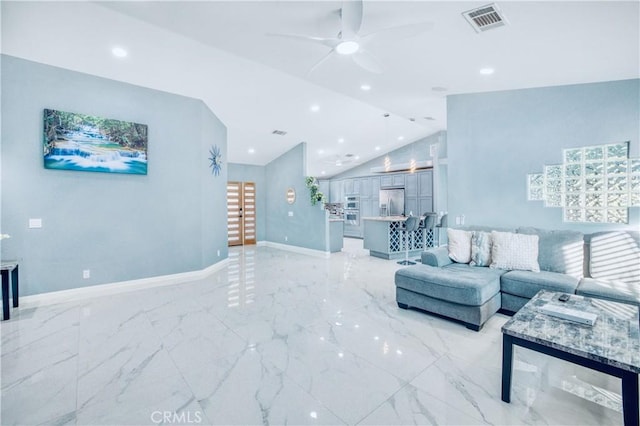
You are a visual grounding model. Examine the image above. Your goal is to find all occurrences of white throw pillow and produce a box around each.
[447,228,472,264]
[490,231,540,272]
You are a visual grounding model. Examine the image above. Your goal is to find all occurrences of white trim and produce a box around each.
[261,241,330,258]
[20,259,230,308]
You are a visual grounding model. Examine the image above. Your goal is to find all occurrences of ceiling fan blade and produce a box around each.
[307,50,337,75]
[361,22,434,45]
[340,0,363,39]
[267,32,339,49]
[352,49,383,74]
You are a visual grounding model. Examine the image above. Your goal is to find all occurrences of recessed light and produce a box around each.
[360,84,371,91]
[336,41,359,55]
[318,149,324,155]
[310,104,320,112]
[248,148,255,154]
[479,67,495,75]
[321,171,326,175]
[375,146,381,151]
[355,155,360,160]
[338,138,345,143]
[398,136,405,141]
[111,47,128,58]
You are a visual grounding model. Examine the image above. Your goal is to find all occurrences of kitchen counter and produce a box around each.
[327,218,344,252]
[363,216,435,260]
[362,216,409,222]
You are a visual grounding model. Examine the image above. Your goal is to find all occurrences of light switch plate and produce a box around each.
[288,211,293,217]
[29,218,43,228]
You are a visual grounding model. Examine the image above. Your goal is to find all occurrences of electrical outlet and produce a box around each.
[455,216,461,225]
[285,236,288,242]
[82,269,90,279]
[29,218,42,228]
[217,249,221,257]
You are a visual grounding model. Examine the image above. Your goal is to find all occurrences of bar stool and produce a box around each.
[397,216,420,265]
[416,213,438,262]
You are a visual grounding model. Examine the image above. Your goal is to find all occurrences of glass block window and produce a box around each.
[527,141,639,223]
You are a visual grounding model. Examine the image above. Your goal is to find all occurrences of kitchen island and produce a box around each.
[363,216,435,260]
[328,218,344,253]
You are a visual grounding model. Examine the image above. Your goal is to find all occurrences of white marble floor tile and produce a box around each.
[358,382,492,425]
[305,309,439,382]
[195,345,344,425]
[1,239,631,426]
[275,327,406,424]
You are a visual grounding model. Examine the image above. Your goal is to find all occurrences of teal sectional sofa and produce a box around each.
[395,227,640,331]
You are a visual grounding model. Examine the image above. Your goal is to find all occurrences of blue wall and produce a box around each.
[228,163,266,242]
[447,79,639,232]
[1,55,228,296]
[265,143,327,251]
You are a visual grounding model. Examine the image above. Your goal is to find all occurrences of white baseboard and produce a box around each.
[261,241,330,258]
[20,259,230,309]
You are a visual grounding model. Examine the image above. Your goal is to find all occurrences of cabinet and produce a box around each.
[418,171,433,197]
[330,180,343,203]
[358,177,370,197]
[343,179,354,196]
[419,197,434,214]
[371,177,380,197]
[318,180,330,200]
[381,174,405,188]
[405,173,418,198]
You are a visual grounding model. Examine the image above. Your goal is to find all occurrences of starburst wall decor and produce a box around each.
[208,145,222,176]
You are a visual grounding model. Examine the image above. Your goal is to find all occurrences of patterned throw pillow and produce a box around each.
[470,231,492,267]
[490,231,540,272]
[447,228,472,263]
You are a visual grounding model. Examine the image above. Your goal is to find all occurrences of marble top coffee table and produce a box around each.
[501,290,639,426]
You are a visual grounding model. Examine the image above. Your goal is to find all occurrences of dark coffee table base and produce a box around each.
[502,334,639,426]
[1,263,19,320]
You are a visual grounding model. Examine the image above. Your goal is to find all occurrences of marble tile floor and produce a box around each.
[1,238,626,425]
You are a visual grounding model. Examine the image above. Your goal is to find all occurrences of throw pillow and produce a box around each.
[470,231,492,267]
[447,228,472,263]
[490,231,540,272]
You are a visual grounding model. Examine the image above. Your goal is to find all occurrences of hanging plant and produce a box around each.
[305,176,326,206]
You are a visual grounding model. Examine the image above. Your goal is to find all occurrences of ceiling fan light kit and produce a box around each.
[270,0,433,74]
[335,40,360,55]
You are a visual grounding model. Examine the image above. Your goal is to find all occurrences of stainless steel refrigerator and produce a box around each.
[379,188,404,216]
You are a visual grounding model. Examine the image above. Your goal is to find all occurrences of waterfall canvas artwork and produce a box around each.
[43,109,148,175]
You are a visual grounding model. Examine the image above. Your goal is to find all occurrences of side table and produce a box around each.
[1,261,19,320]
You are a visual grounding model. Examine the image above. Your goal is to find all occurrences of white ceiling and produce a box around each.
[2,1,638,177]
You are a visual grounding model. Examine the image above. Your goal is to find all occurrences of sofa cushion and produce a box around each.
[470,231,492,267]
[577,277,640,307]
[490,231,540,272]
[500,270,579,299]
[447,228,472,263]
[421,246,453,267]
[586,231,640,285]
[395,263,504,306]
[517,227,584,278]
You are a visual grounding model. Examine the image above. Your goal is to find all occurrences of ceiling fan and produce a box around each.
[268,0,434,74]
[322,153,359,167]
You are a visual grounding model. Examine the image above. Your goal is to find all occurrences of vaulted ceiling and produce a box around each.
[2,1,638,177]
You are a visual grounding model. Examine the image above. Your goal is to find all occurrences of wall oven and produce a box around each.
[345,196,359,210]
[344,209,360,226]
